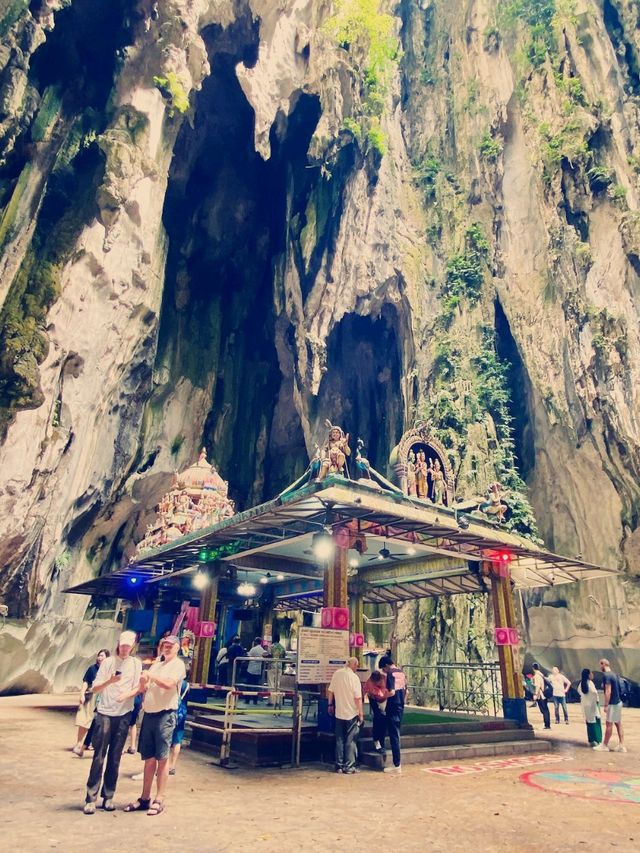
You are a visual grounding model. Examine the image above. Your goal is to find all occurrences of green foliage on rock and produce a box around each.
[444,224,489,304]
[479,131,503,162]
[153,72,189,117]
[324,1,400,159]
[499,0,558,66]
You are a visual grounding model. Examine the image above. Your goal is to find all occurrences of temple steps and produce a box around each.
[359,723,552,769]
[360,738,551,769]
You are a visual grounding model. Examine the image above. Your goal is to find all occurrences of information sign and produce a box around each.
[296,627,350,684]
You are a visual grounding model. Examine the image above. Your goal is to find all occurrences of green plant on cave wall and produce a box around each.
[324,0,401,158]
[419,323,539,542]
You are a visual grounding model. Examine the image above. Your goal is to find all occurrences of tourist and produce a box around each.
[245,636,266,704]
[577,668,602,747]
[124,634,186,816]
[267,633,286,705]
[168,677,190,776]
[549,666,571,725]
[379,655,407,774]
[226,635,245,684]
[216,640,230,684]
[83,631,142,814]
[363,670,394,759]
[531,663,551,730]
[73,648,109,757]
[593,658,626,752]
[327,657,364,774]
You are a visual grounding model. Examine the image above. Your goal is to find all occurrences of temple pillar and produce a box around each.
[486,560,526,724]
[349,588,364,665]
[191,574,219,685]
[323,543,348,609]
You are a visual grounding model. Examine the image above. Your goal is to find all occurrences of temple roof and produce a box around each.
[65,477,620,603]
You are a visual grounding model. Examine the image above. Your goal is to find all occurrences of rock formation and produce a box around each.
[0,0,639,691]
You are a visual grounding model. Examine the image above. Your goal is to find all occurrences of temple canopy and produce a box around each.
[65,477,619,605]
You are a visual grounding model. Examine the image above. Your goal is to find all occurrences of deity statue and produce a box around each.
[415,450,428,498]
[353,439,403,493]
[479,482,510,522]
[406,451,417,496]
[318,421,351,480]
[432,458,445,505]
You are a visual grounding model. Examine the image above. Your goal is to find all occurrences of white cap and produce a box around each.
[118,630,137,648]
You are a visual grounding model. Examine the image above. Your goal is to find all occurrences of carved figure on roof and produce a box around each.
[415,450,428,499]
[134,446,235,557]
[353,439,403,493]
[318,421,351,480]
[432,459,445,505]
[406,451,416,496]
[479,482,511,523]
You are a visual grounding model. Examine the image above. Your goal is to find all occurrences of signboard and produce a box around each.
[296,627,350,684]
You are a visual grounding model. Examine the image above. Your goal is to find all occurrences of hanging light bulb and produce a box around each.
[406,546,416,556]
[237,582,257,597]
[193,570,210,590]
[276,574,284,581]
[312,528,335,560]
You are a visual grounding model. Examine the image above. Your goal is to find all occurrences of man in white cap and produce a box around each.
[83,630,142,814]
[124,634,186,816]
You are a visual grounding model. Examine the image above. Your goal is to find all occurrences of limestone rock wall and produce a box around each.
[0,1,639,691]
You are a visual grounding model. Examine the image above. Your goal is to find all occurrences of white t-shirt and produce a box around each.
[143,656,187,713]
[247,644,266,675]
[578,680,600,723]
[549,672,570,697]
[532,670,545,700]
[328,667,362,720]
[93,655,142,717]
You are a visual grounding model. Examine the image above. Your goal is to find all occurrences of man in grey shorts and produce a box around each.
[124,635,186,815]
[593,658,627,752]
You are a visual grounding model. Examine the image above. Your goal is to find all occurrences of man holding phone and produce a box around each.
[83,631,142,814]
[125,635,186,816]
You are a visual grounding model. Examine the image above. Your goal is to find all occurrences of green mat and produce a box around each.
[400,709,478,725]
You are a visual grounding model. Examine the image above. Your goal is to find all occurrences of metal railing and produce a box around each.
[401,661,502,716]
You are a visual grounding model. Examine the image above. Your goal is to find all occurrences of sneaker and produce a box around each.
[131,772,144,781]
[615,745,628,753]
[592,744,608,751]
[343,767,360,774]
[335,767,344,774]
[383,765,401,774]
[83,802,96,815]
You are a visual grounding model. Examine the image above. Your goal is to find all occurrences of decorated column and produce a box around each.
[485,559,526,723]
[349,584,364,664]
[191,573,219,685]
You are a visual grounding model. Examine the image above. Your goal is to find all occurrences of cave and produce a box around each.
[155,18,327,509]
[494,299,536,482]
[312,307,404,473]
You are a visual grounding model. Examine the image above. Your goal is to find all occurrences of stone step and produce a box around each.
[361,739,552,769]
[359,727,536,751]
[398,719,525,737]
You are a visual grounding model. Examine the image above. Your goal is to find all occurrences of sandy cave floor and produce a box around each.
[1,696,639,853]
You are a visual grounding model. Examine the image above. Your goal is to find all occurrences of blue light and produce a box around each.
[127,576,139,586]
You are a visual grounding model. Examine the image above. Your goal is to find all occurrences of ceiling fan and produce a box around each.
[367,541,404,562]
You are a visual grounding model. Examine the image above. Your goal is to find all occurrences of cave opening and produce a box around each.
[493,299,535,482]
[156,20,323,509]
[312,307,404,473]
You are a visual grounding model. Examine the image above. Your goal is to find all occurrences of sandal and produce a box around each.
[123,798,151,812]
[147,800,164,816]
[126,747,136,754]
[102,798,115,811]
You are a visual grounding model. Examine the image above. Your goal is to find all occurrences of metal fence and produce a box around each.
[401,661,502,716]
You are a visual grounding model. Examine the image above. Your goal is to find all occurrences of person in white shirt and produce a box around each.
[328,658,364,774]
[549,666,571,724]
[245,637,267,705]
[124,635,186,816]
[577,668,602,747]
[83,631,142,814]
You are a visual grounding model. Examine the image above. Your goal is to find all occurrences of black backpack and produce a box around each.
[618,676,630,704]
[543,677,553,700]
